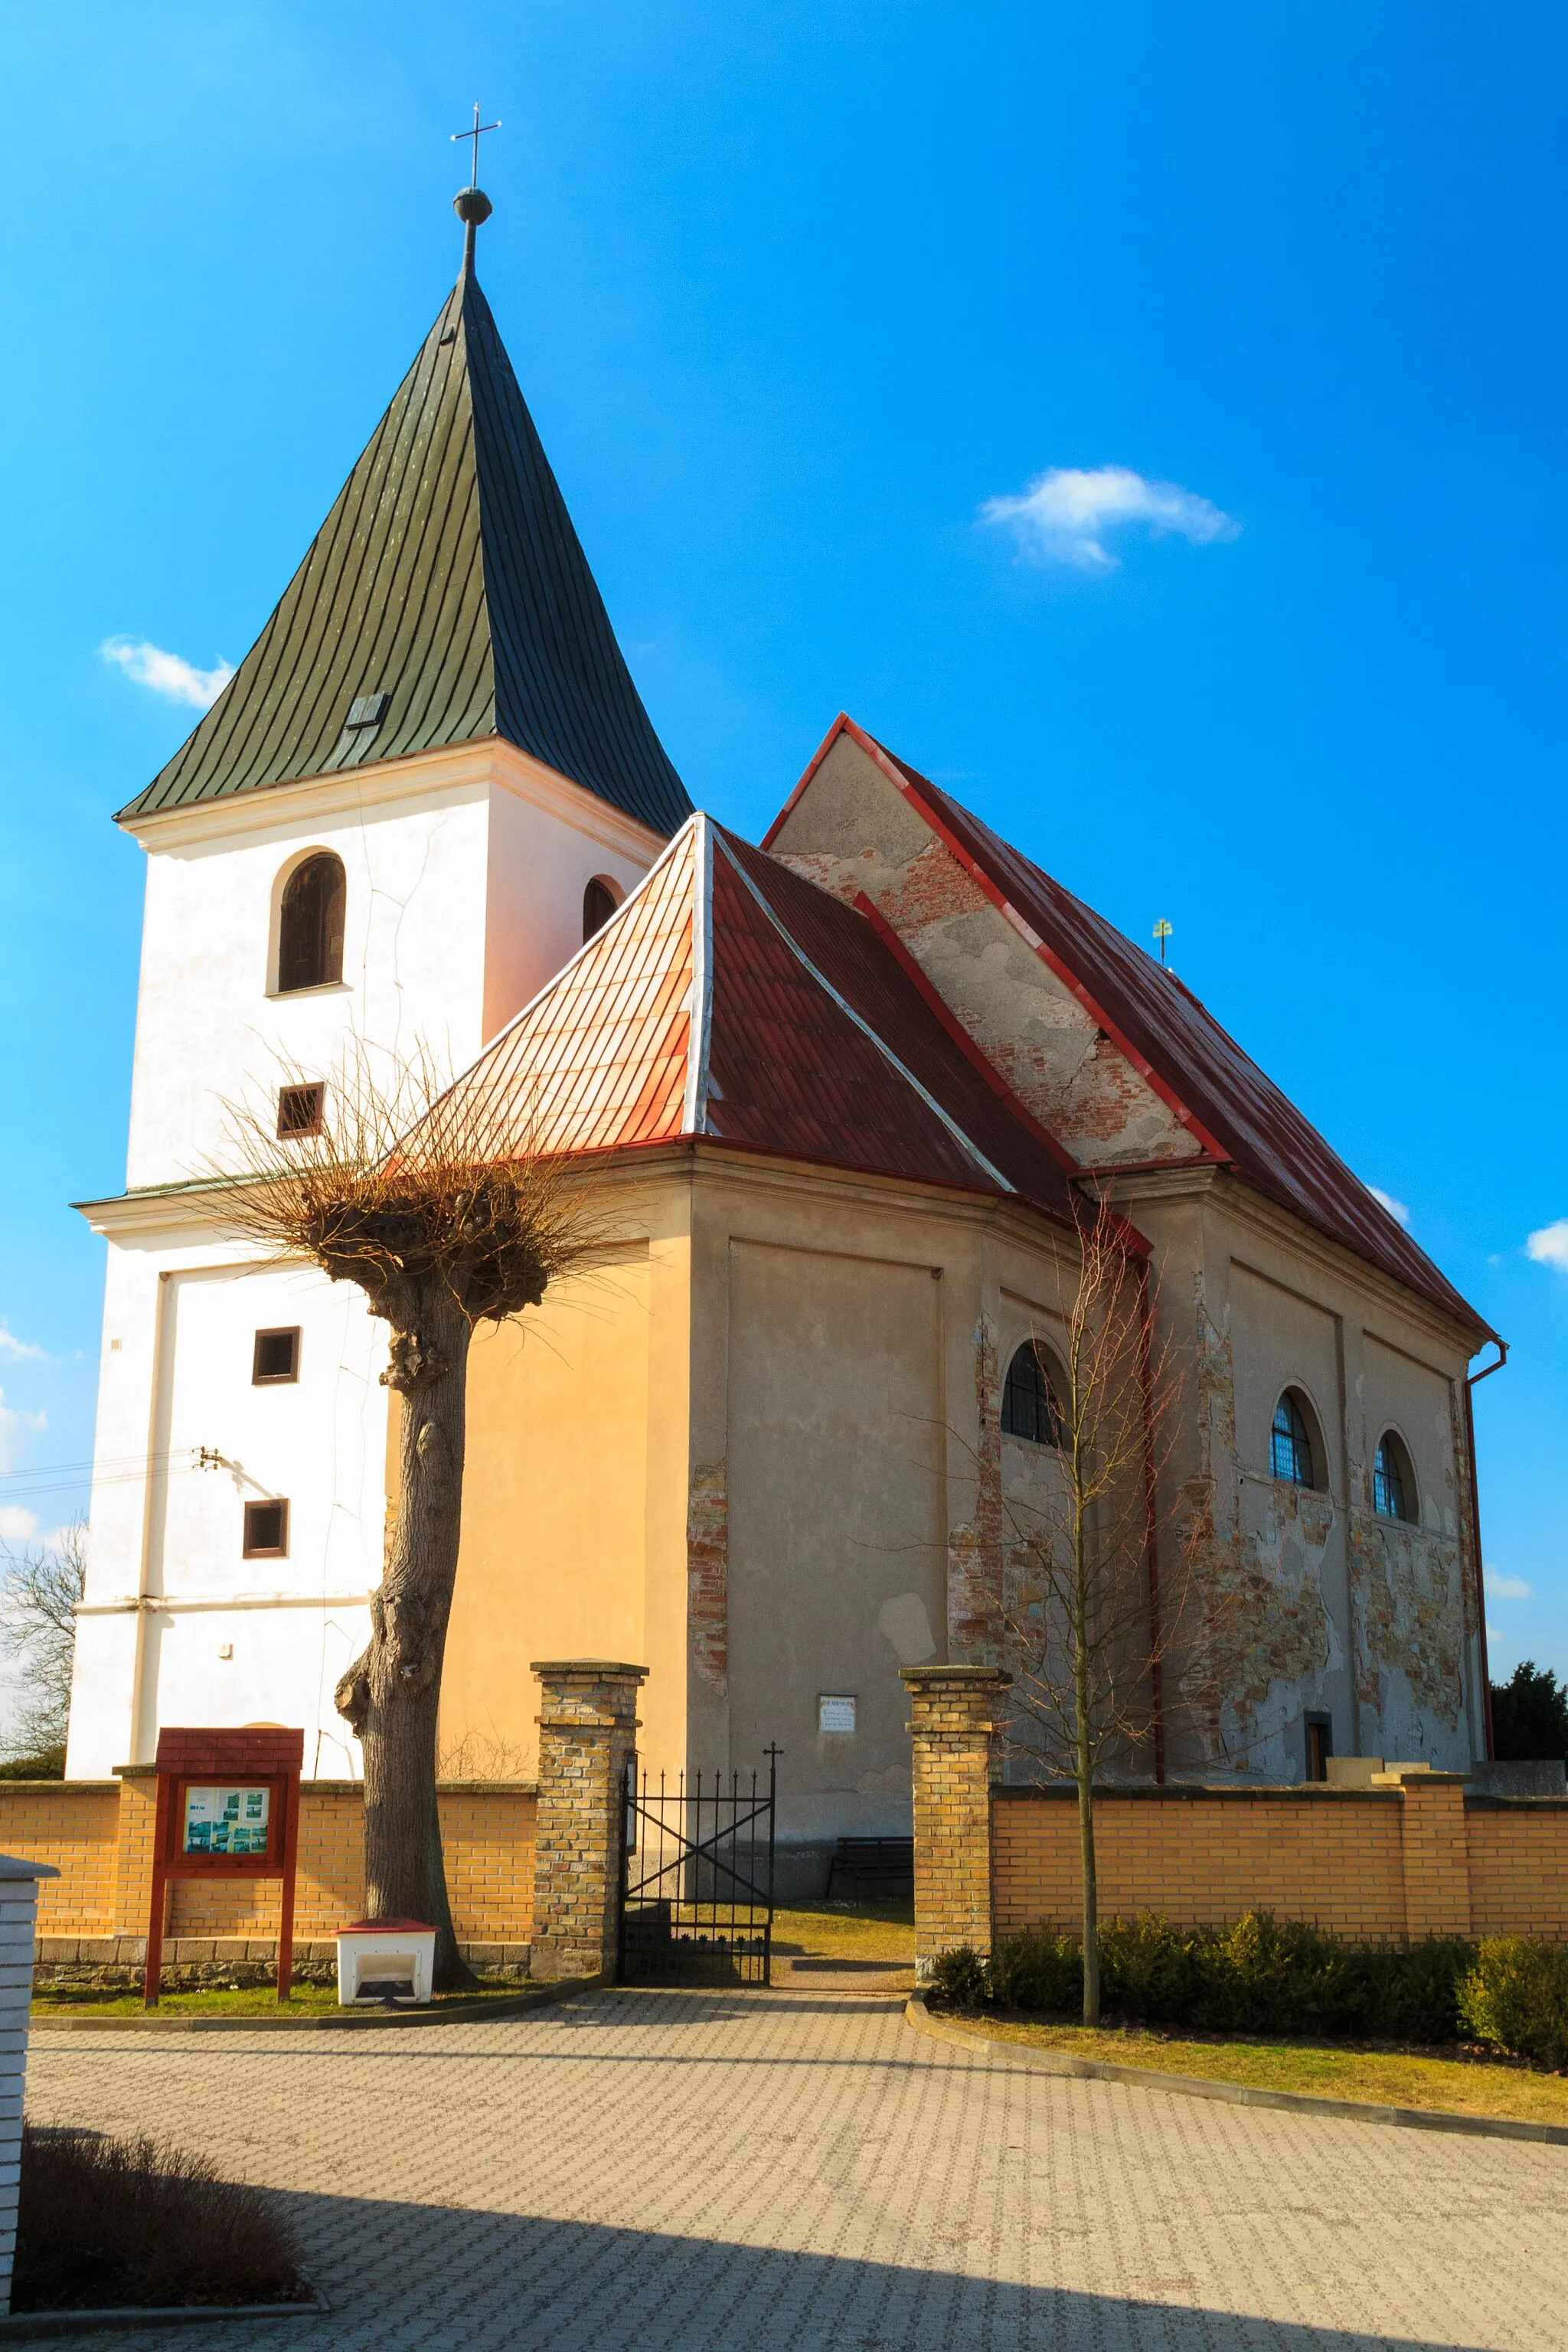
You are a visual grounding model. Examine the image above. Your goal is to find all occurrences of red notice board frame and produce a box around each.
[145,1727,305,2007]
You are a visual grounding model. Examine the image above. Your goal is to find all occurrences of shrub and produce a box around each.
[1459,1937,1568,2073]
[15,2125,306,2312]
[926,1945,988,2012]
[988,1929,1080,2014]
[975,1913,1474,2043]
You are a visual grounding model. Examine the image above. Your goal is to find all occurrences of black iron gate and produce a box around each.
[617,1748,777,1986]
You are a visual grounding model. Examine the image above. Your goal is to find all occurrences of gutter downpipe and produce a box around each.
[1135,1257,1166,1785]
[1464,1339,1508,1763]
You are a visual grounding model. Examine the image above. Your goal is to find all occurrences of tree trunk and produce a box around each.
[1077,1699,1100,2027]
[335,1279,476,1991]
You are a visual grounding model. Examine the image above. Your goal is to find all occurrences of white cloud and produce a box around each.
[100,636,234,710]
[1485,1567,1532,1600]
[0,1325,46,1363]
[1369,1187,1411,1228]
[0,1393,46,1477]
[0,1508,38,1544]
[980,464,1240,571]
[1526,1219,1568,1273]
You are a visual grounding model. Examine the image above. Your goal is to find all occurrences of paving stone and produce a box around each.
[24,1987,1568,2350]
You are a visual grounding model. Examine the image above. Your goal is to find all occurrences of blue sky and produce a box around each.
[2,1,1563,1682]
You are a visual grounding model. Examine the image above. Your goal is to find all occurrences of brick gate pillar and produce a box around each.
[903,1665,1011,1981]
[1387,1769,1473,1939]
[528,1661,648,1981]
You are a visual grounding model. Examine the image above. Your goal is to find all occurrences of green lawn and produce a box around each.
[772,1898,914,1963]
[32,1978,534,2020]
[952,2013,1568,2127]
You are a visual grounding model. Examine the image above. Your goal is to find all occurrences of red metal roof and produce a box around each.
[779,720,1486,1335]
[432,815,1077,1224]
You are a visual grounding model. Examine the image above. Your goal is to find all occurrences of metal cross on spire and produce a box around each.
[451,102,500,188]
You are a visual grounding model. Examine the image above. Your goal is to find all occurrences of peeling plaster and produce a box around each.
[1350,1509,1465,1749]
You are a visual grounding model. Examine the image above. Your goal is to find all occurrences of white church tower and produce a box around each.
[67,185,691,1778]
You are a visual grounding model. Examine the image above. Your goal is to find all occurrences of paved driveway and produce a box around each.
[25,1988,1568,2350]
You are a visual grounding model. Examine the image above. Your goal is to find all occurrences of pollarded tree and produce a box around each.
[218,1048,606,1989]
[998,1197,1196,2026]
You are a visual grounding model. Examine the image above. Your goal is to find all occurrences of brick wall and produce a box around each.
[1466,1798,1568,1941]
[0,1783,117,1936]
[988,1779,1567,1947]
[2,1777,537,1956]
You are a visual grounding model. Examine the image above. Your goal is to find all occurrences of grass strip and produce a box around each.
[953,2012,1568,2127]
[32,1980,531,2020]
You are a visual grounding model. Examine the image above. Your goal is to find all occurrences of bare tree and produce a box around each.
[0,1520,87,1768]
[999,1199,1194,2025]
[216,1046,606,1989]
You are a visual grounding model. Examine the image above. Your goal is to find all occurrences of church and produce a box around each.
[65,190,1497,1883]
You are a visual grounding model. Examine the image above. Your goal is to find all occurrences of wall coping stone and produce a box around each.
[92,1774,538,1795]
[993,1782,1406,1804]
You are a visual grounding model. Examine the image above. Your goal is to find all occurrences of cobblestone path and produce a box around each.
[24,1988,1568,2350]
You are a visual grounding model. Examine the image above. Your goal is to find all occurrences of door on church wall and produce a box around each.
[724,1240,945,1845]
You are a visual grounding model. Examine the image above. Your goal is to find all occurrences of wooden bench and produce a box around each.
[824,1837,915,1897]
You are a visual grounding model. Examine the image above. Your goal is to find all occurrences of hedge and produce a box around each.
[929,1912,1568,2069]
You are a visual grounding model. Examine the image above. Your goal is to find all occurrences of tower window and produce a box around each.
[1374,1431,1416,1522]
[1001,1341,1065,1447]
[252,1328,301,1385]
[1270,1390,1319,1488]
[243,1499,289,1558]
[276,1083,326,1138]
[583,877,620,942]
[276,853,347,992]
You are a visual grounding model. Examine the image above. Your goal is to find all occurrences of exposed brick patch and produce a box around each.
[947,1316,1002,1661]
[687,1461,729,1697]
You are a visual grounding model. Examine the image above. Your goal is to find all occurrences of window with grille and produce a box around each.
[1001,1341,1065,1447]
[1270,1390,1318,1487]
[276,1083,325,1138]
[276,853,346,992]
[1374,1432,1416,1522]
[242,1499,289,1558]
[252,1328,301,1385]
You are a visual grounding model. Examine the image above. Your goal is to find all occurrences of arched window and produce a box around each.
[1001,1341,1065,1447]
[1374,1431,1416,1522]
[583,877,620,942]
[276,853,346,992]
[1270,1390,1318,1488]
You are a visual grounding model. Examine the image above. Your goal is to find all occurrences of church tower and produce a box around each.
[67,185,691,1777]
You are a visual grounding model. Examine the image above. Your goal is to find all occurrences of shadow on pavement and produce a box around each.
[26,2192,1521,2352]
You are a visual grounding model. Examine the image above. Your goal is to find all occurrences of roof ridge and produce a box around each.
[710,827,1016,1197]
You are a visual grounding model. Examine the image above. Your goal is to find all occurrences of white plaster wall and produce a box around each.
[482,780,647,1043]
[124,782,492,1191]
[68,1231,386,1776]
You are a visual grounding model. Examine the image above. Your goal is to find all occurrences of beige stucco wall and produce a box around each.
[438,1164,695,1787]
[1108,1166,1483,1781]
[769,732,1197,1165]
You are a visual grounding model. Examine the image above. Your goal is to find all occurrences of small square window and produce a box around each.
[818,1694,857,1735]
[276,1083,325,1138]
[252,1328,301,1385]
[243,1499,289,1559]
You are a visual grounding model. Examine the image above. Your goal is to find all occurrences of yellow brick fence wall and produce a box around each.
[988,1779,1567,1948]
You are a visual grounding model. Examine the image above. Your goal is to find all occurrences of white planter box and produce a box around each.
[335,1918,436,2005]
